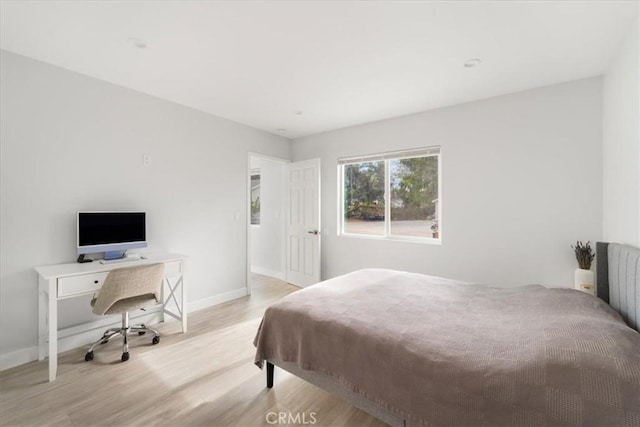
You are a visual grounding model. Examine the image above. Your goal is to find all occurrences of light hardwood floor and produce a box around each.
[0,274,386,427]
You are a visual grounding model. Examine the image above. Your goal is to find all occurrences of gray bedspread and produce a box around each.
[254,269,640,426]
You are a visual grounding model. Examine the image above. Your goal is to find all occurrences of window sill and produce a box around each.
[337,232,442,245]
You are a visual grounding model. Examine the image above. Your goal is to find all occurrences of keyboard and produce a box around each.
[99,257,141,265]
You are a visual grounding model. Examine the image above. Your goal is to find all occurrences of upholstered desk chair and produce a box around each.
[85,263,165,362]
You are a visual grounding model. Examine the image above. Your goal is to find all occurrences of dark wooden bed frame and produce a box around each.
[266,360,274,388]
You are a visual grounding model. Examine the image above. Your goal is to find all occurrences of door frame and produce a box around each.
[246,152,290,295]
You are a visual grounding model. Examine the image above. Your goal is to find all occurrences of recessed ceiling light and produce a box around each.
[464,58,481,68]
[276,128,287,132]
[127,37,147,49]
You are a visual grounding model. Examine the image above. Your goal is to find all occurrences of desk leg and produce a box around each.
[48,279,57,382]
[160,279,166,323]
[160,267,187,333]
[181,273,187,333]
[38,277,47,361]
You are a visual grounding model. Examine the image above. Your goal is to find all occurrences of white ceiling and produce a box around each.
[1,1,637,139]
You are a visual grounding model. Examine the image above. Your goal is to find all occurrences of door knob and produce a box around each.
[308,230,319,235]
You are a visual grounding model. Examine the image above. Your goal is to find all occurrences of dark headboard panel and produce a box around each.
[596,242,610,303]
[596,242,640,332]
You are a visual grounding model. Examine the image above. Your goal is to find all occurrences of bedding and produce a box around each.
[254,268,640,426]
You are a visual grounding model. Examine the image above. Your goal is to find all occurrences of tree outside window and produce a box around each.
[343,161,385,235]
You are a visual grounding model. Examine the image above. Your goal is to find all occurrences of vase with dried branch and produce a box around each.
[571,240,595,294]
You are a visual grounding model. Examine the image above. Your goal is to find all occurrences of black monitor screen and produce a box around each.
[78,212,146,246]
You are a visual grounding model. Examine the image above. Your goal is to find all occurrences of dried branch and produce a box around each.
[571,240,595,270]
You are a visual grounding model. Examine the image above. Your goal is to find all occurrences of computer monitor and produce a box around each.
[77,212,147,260]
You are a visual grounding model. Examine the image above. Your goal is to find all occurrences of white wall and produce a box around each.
[250,156,286,279]
[292,78,603,288]
[603,16,640,246]
[0,51,290,366]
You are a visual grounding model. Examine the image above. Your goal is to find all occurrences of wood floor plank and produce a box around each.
[0,274,386,427]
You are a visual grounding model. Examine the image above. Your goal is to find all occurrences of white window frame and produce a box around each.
[337,146,442,244]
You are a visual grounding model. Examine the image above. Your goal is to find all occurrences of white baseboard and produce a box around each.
[187,286,248,313]
[0,347,40,372]
[250,266,284,280]
[0,286,249,372]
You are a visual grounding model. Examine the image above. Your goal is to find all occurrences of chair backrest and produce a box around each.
[92,263,165,315]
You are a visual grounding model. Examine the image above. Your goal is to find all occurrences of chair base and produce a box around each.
[85,312,160,362]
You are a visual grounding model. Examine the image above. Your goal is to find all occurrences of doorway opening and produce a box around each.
[247,153,288,294]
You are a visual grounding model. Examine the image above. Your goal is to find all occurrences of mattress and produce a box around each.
[254,268,640,426]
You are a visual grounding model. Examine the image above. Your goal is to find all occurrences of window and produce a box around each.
[250,169,261,225]
[339,147,441,241]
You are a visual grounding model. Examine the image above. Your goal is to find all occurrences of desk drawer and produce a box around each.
[164,261,182,277]
[58,272,109,298]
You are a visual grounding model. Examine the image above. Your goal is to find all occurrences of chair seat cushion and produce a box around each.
[91,294,158,314]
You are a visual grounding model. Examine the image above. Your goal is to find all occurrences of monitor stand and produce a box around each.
[104,250,126,261]
[77,254,93,264]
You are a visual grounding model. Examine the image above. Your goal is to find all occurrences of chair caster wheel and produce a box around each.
[121,352,130,362]
[138,331,146,336]
[152,336,160,345]
[85,351,94,362]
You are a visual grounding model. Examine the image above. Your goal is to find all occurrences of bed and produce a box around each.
[254,242,640,426]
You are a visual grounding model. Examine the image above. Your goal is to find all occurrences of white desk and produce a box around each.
[35,253,187,381]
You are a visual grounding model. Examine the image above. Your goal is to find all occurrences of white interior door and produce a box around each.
[286,158,321,287]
